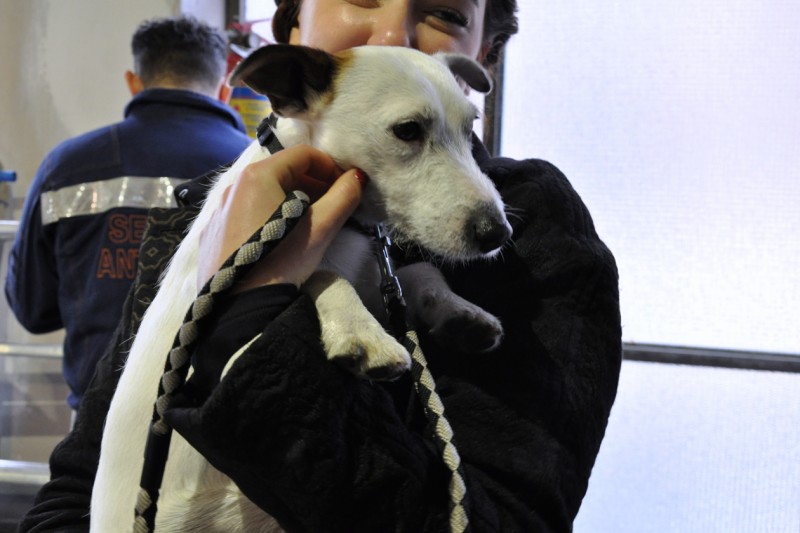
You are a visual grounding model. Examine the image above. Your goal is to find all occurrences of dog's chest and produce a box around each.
[319,225,374,281]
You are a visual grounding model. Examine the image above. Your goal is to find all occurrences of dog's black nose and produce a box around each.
[470,209,512,253]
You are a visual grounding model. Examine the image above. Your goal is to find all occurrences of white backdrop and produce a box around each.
[502,0,800,355]
[574,361,800,532]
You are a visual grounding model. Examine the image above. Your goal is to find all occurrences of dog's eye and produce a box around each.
[392,121,424,142]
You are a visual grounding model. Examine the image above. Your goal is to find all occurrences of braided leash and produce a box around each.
[133,191,310,533]
[405,330,469,532]
[134,115,468,531]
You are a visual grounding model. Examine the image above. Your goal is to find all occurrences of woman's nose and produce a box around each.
[367,1,415,47]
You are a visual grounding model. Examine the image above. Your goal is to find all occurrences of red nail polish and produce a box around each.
[354,168,369,187]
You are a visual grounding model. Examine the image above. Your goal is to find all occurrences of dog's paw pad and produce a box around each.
[433,312,503,354]
[364,359,410,381]
[327,336,411,381]
[329,349,366,372]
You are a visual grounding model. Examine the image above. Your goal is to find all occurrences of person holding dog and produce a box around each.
[5,15,251,412]
[19,1,622,532]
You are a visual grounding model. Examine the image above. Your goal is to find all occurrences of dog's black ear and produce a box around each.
[229,44,338,117]
[438,53,493,94]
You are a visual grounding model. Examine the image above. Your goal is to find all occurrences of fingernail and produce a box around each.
[354,168,369,188]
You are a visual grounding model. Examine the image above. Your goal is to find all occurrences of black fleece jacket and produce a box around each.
[18,139,621,533]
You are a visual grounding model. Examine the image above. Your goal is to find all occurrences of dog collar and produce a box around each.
[256,113,285,154]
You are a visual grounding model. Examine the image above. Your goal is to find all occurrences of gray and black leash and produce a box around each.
[133,114,469,532]
[133,191,310,533]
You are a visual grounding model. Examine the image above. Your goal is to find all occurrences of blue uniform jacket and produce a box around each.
[5,88,252,409]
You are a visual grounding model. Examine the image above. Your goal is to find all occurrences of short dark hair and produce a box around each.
[131,15,228,91]
[271,0,518,67]
[482,0,519,66]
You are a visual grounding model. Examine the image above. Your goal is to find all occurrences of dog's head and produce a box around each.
[230,44,511,260]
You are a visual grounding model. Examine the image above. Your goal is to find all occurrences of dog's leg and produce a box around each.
[397,262,503,354]
[303,270,411,380]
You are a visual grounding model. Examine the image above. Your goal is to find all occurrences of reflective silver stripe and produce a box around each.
[40,176,188,225]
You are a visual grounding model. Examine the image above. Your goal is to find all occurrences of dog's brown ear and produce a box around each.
[229,44,338,117]
[438,53,493,94]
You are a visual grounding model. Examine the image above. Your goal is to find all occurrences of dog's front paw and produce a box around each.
[427,301,504,354]
[396,262,504,355]
[325,326,411,381]
[306,270,411,380]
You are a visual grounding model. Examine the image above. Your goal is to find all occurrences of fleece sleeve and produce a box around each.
[164,294,453,532]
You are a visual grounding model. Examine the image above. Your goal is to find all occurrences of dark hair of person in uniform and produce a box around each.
[131,15,228,93]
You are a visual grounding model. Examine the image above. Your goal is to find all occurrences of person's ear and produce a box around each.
[125,70,144,96]
[214,75,229,102]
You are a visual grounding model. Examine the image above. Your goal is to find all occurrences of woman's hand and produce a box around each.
[197,145,366,292]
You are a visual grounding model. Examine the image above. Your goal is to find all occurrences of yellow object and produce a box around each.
[229,86,271,139]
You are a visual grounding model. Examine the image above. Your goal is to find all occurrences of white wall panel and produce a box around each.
[575,361,800,532]
[502,0,800,355]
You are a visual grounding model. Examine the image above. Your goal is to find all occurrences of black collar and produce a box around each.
[257,113,285,154]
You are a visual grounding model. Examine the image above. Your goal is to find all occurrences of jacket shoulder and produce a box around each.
[40,124,122,187]
[482,156,602,240]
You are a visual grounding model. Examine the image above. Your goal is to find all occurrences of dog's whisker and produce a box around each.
[504,206,526,223]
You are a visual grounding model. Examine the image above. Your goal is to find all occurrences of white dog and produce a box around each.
[92,44,512,532]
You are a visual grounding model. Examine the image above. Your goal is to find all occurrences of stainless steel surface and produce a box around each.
[0,459,49,487]
[0,220,18,241]
[0,343,62,359]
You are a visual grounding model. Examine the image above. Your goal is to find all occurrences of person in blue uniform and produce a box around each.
[5,15,252,410]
